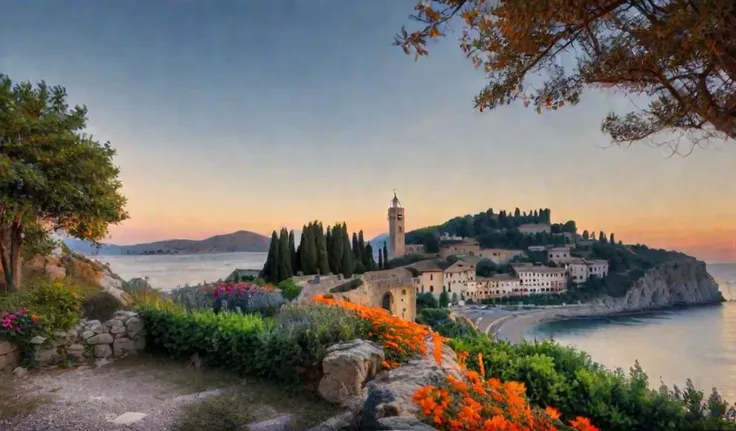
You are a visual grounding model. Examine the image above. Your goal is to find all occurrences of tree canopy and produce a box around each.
[0,74,128,291]
[395,0,736,151]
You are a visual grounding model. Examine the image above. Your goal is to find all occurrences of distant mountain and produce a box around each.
[369,233,391,257]
[62,230,271,256]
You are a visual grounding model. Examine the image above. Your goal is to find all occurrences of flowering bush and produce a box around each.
[212,282,273,299]
[313,295,430,367]
[413,350,599,431]
[1,308,38,334]
[1,308,41,366]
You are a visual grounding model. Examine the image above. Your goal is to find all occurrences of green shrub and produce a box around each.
[15,278,84,332]
[443,328,736,431]
[82,291,123,321]
[137,302,366,384]
[416,292,438,310]
[278,279,302,301]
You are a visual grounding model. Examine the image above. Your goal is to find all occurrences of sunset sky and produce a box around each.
[1,1,734,263]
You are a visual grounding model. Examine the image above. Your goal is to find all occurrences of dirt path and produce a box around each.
[1,355,341,431]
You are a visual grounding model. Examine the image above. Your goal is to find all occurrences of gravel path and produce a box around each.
[2,359,231,431]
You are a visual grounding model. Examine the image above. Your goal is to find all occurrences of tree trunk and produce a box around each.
[9,221,23,291]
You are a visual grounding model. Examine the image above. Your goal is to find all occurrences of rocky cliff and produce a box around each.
[589,260,724,313]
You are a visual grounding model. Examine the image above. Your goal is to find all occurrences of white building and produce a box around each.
[511,263,567,294]
[547,247,572,263]
[413,259,477,300]
[562,258,610,284]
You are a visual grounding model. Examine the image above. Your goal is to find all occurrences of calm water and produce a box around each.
[528,263,736,401]
[93,252,267,291]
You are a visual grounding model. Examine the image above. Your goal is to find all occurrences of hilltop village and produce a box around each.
[385,193,610,305]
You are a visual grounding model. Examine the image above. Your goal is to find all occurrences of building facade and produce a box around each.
[439,239,481,258]
[387,192,406,258]
[477,248,525,265]
[511,263,567,294]
[413,260,477,301]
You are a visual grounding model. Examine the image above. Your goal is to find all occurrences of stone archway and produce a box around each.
[381,292,393,313]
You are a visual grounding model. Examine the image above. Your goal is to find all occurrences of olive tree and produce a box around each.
[0,74,128,292]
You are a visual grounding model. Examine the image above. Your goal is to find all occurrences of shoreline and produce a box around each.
[490,302,725,344]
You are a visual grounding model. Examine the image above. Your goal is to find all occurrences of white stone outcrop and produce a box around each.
[318,339,384,406]
[315,336,461,431]
[586,260,723,314]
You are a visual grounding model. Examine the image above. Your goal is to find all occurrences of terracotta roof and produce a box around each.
[444,261,476,273]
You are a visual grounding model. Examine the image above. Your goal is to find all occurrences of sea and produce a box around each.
[528,263,736,401]
[94,252,268,290]
[93,253,736,401]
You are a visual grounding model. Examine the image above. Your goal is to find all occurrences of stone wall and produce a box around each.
[2,310,146,369]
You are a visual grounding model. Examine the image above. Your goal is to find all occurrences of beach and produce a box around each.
[462,304,607,344]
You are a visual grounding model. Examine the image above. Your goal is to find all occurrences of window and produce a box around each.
[430,285,434,292]
[430,274,433,281]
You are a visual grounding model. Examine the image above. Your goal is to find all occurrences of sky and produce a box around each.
[1,1,734,263]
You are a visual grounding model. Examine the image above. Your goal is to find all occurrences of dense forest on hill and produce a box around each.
[405,207,577,249]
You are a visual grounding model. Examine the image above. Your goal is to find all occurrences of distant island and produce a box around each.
[61,230,270,256]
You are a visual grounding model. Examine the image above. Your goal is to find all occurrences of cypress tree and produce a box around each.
[365,243,376,270]
[352,232,360,260]
[261,231,280,283]
[378,250,383,270]
[329,223,344,274]
[316,222,330,275]
[296,226,306,275]
[278,228,292,282]
[341,224,354,278]
[382,242,388,269]
[288,230,298,274]
[300,223,317,275]
[358,230,367,265]
[599,231,607,243]
[610,233,615,244]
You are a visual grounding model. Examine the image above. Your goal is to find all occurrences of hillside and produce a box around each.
[63,230,271,256]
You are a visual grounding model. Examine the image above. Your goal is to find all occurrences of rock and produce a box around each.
[81,330,96,340]
[12,366,28,377]
[113,337,137,357]
[52,330,70,339]
[318,340,384,406]
[67,344,86,360]
[84,320,104,334]
[94,344,112,359]
[34,348,56,363]
[30,336,47,345]
[95,357,110,368]
[358,338,461,430]
[245,414,294,431]
[134,337,146,351]
[375,416,437,430]
[113,310,137,321]
[87,333,114,345]
[110,325,127,335]
[125,316,144,338]
[307,411,355,431]
[109,412,148,426]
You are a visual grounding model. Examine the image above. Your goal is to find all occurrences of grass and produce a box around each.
[0,372,52,421]
[109,354,342,431]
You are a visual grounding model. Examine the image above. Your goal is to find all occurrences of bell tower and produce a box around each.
[388,191,406,258]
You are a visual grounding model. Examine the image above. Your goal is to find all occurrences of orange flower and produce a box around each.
[478,352,485,377]
[544,406,561,420]
[569,416,599,431]
[30,314,39,324]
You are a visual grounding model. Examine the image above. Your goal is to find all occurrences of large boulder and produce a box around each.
[318,340,385,407]
[358,338,460,431]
